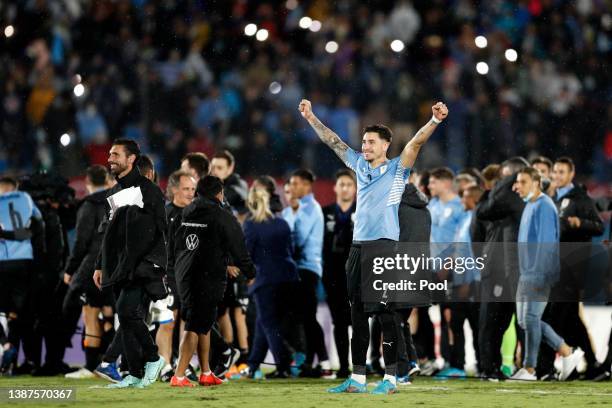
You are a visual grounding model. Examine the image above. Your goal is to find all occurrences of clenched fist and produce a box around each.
[299,99,315,122]
[432,102,449,122]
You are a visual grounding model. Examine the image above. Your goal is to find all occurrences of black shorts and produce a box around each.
[182,302,217,334]
[84,286,115,309]
[217,278,248,316]
[0,260,33,315]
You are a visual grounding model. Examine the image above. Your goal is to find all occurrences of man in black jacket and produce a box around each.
[476,157,527,381]
[93,139,167,388]
[171,176,255,387]
[538,157,605,379]
[322,169,356,378]
[62,165,113,378]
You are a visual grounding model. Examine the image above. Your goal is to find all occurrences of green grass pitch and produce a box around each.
[1,376,611,407]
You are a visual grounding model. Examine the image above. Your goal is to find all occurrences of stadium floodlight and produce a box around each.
[390,39,405,53]
[269,82,282,95]
[244,23,257,37]
[256,29,269,42]
[475,35,487,48]
[325,41,339,54]
[476,61,489,75]
[286,0,298,10]
[60,133,71,147]
[309,20,322,32]
[73,83,85,97]
[4,25,14,38]
[505,48,518,62]
[299,16,312,29]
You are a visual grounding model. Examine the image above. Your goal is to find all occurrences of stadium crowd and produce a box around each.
[0,0,610,181]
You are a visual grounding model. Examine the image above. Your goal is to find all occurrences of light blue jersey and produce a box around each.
[343,148,410,241]
[453,210,480,285]
[0,191,42,261]
[428,196,464,243]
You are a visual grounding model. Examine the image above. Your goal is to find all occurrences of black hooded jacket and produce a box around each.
[96,167,167,287]
[174,196,255,308]
[63,189,108,290]
[399,183,431,243]
[554,185,604,242]
[224,173,248,214]
[475,174,525,299]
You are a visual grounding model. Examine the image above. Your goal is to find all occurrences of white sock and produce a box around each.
[161,364,172,373]
[202,370,211,376]
[320,360,331,370]
[176,376,185,381]
[351,373,366,384]
[384,374,397,385]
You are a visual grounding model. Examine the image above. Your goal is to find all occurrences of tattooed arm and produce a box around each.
[299,99,349,162]
[400,102,449,168]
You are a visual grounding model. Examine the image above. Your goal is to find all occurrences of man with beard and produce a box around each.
[299,98,448,395]
[93,139,167,388]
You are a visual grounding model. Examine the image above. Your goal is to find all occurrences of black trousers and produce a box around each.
[112,280,158,378]
[478,300,514,375]
[395,308,418,376]
[298,269,328,364]
[448,302,480,370]
[413,307,435,361]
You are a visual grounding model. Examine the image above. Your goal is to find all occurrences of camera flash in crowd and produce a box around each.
[505,48,518,62]
[325,41,338,54]
[73,83,85,97]
[390,39,405,53]
[256,29,269,42]
[299,16,312,29]
[60,133,71,147]
[4,25,14,38]
[475,35,487,49]
[476,61,489,75]
[244,23,257,37]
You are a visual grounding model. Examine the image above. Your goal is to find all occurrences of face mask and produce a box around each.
[522,191,534,203]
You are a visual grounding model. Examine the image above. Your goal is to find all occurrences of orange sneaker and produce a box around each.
[199,372,224,386]
[170,376,195,387]
[225,365,239,380]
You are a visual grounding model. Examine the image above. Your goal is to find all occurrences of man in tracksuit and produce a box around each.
[93,138,167,388]
[322,169,356,379]
[171,176,255,387]
[538,157,605,379]
[287,169,331,378]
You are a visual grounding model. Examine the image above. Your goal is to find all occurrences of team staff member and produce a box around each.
[171,176,255,387]
[62,166,114,379]
[322,169,356,379]
[93,139,167,389]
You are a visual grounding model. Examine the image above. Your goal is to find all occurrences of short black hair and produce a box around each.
[531,156,553,171]
[197,175,224,199]
[0,176,18,188]
[458,167,484,185]
[136,154,154,175]
[554,156,575,172]
[112,138,141,159]
[182,152,210,178]
[430,167,455,181]
[213,150,235,168]
[254,175,277,196]
[291,169,316,184]
[335,169,356,184]
[363,124,393,143]
[86,165,109,187]
[501,156,529,174]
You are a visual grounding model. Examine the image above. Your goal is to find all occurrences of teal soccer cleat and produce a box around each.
[370,379,398,395]
[327,378,367,393]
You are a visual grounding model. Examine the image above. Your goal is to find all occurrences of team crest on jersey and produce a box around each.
[560,198,570,210]
[186,234,199,251]
[444,208,453,218]
[380,165,387,174]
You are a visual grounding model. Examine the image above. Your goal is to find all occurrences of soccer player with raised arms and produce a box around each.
[299,98,448,394]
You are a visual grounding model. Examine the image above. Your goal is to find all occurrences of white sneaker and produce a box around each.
[509,368,537,381]
[559,348,584,381]
[65,367,95,379]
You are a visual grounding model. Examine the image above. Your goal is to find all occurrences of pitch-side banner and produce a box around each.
[360,242,611,304]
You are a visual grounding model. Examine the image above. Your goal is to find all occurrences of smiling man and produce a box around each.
[299,98,448,394]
